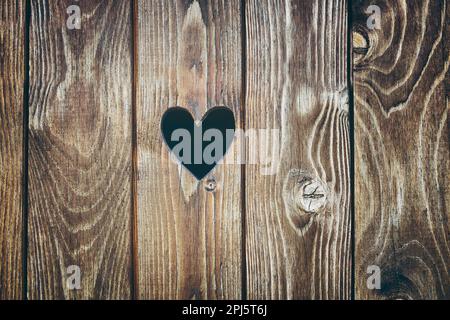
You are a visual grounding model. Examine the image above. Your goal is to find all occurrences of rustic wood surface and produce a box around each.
[135,0,242,299]
[353,0,449,299]
[0,0,25,300]
[0,0,448,300]
[245,0,351,299]
[27,0,133,299]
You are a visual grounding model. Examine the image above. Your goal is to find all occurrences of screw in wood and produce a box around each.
[204,178,217,192]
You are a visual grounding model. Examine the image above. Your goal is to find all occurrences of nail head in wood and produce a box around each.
[205,178,217,192]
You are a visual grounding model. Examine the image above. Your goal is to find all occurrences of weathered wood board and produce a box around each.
[245,0,351,299]
[353,0,449,299]
[0,0,25,300]
[27,0,133,299]
[135,0,242,299]
[0,0,448,301]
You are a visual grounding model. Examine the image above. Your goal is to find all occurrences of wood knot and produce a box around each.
[204,178,217,192]
[352,30,369,54]
[283,170,329,232]
[296,176,327,213]
[284,170,329,214]
[352,23,379,68]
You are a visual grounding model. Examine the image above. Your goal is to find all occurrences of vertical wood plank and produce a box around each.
[0,0,25,300]
[353,0,449,299]
[245,0,351,299]
[136,0,242,299]
[28,0,133,299]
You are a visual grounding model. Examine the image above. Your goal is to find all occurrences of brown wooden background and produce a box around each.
[0,0,448,300]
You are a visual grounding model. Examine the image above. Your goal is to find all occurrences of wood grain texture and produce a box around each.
[353,0,449,299]
[245,0,351,299]
[28,0,132,299]
[0,0,24,300]
[135,0,242,299]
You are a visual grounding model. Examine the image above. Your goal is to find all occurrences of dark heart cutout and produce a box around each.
[161,106,236,180]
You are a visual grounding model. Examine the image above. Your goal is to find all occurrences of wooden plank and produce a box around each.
[135,0,242,299]
[0,0,25,300]
[28,0,133,299]
[353,0,449,299]
[245,0,351,299]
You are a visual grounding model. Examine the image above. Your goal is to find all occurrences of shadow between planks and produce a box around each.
[0,0,448,300]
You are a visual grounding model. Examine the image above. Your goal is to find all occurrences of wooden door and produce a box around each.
[0,0,447,300]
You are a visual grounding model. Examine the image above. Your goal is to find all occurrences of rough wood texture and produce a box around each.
[28,0,133,299]
[245,0,351,299]
[1,0,448,302]
[0,0,24,300]
[353,0,449,299]
[135,0,242,299]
